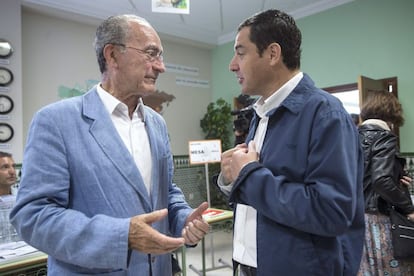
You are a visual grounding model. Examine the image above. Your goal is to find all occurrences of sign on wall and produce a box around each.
[152,0,190,14]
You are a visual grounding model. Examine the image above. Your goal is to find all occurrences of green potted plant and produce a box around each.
[200,98,233,210]
[200,98,233,151]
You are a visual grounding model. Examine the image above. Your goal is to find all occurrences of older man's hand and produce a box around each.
[182,202,210,245]
[129,209,185,254]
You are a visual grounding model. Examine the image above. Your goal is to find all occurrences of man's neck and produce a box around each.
[0,187,11,196]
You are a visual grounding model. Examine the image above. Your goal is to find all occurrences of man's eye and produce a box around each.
[146,50,158,57]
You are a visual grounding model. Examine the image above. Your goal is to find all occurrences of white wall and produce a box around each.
[156,42,212,155]
[22,9,212,155]
[0,0,23,162]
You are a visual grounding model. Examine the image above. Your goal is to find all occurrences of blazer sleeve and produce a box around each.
[10,106,131,270]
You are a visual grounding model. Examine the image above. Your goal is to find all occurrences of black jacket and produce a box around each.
[359,123,414,215]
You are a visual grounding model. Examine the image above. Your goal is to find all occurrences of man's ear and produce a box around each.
[268,42,281,65]
[103,44,119,68]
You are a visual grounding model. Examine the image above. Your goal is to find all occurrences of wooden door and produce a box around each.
[358,75,399,144]
[358,75,398,106]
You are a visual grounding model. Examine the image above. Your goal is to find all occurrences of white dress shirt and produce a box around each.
[219,72,303,267]
[96,84,152,194]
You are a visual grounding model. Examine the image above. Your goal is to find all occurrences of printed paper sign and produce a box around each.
[188,140,221,164]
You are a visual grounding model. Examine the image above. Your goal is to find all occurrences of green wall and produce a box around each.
[212,42,237,104]
[212,0,414,153]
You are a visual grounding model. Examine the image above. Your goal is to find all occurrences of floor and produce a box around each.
[176,230,414,276]
[176,229,234,276]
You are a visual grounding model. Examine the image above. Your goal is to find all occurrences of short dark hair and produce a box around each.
[0,151,12,158]
[360,90,404,127]
[238,9,302,70]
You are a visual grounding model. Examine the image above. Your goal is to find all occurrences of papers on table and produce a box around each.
[0,241,39,260]
[202,208,233,224]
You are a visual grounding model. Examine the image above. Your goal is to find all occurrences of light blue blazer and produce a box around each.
[10,88,192,275]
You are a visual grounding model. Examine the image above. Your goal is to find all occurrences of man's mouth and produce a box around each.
[146,76,157,83]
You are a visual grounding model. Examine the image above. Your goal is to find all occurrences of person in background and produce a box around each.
[357,90,414,275]
[0,151,16,198]
[10,14,209,275]
[0,151,18,243]
[216,9,365,275]
[232,94,255,146]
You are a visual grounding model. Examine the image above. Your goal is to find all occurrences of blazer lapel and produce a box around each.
[145,115,162,209]
[82,89,152,210]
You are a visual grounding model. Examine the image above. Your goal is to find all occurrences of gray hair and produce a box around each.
[93,14,150,73]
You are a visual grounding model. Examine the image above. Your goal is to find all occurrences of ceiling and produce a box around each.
[21,0,353,48]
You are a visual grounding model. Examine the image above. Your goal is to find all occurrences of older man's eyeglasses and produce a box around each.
[115,43,163,63]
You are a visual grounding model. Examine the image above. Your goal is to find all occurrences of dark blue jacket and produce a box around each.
[229,74,365,275]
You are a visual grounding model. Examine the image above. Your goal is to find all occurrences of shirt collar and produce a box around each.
[96,83,145,122]
[253,72,303,118]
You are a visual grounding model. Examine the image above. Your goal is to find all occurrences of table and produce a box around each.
[0,251,47,275]
[0,208,232,276]
[187,208,233,276]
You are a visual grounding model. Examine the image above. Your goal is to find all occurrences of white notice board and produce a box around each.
[188,140,222,164]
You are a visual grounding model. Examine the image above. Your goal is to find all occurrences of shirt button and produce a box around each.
[151,256,156,262]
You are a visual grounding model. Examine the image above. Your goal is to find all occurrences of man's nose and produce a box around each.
[153,60,165,73]
[229,56,238,72]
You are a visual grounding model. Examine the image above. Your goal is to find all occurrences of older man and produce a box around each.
[11,14,209,275]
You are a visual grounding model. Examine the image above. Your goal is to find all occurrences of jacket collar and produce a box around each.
[261,73,316,118]
[253,72,303,118]
[361,119,390,131]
